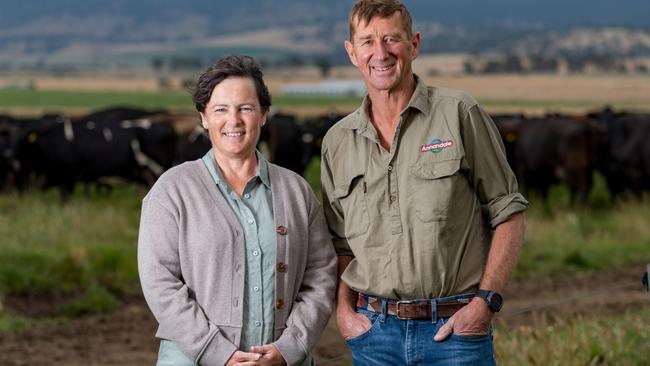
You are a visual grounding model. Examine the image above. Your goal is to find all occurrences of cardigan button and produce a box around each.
[276,226,287,235]
[276,299,284,309]
[277,262,287,273]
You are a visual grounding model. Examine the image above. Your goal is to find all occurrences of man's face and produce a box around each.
[345,11,419,94]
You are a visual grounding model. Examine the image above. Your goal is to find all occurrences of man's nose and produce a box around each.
[373,41,389,60]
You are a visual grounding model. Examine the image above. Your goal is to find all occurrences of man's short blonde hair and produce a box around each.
[348,0,413,40]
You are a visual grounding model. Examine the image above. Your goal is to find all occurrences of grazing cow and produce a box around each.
[0,114,19,190]
[259,112,308,175]
[15,111,177,200]
[174,125,211,165]
[515,116,600,205]
[301,111,346,165]
[491,113,526,171]
[599,113,650,198]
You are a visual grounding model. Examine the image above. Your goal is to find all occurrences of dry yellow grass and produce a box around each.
[3,60,649,116]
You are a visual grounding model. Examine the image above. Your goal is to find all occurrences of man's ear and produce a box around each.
[411,32,421,60]
[344,40,358,68]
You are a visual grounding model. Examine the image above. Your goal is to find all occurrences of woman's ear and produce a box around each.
[200,113,208,129]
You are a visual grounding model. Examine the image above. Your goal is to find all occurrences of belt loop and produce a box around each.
[430,300,438,323]
[379,299,387,322]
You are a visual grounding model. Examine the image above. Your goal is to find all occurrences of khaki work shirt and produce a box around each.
[321,76,528,300]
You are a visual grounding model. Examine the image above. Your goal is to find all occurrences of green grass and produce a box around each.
[0,89,362,112]
[495,307,650,365]
[0,185,145,321]
[0,164,649,335]
[515,174,650,278]
[10,88,650,113]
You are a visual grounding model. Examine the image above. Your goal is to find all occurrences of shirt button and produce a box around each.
[255,321,261,327]
[277,262,287,273]
[253,286,259,292]
[252,250,259,256]
[248,219,254,225]
[390,195,396,202]
[244,193,250,199]
[387,165,393,171]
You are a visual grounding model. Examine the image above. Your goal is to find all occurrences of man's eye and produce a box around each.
[215,108,227,112]
[240,107,253,112]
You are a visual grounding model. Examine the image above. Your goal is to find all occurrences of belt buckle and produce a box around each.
[395,299,417,320]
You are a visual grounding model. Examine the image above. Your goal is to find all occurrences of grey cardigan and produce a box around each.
[138,159,337,366]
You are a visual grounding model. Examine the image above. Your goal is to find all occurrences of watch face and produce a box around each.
[490,292,503,311]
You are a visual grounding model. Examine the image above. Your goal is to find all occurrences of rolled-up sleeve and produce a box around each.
[460,103,528,228]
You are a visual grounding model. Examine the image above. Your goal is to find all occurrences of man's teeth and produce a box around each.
[374,66,392,71]
[224,132,244,137]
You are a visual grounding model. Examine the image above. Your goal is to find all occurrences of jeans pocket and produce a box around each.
[345,310,380,344]
[449,332,491,342]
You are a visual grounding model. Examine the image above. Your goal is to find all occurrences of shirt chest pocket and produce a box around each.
[409,158,462,222]
[333,173,370,239]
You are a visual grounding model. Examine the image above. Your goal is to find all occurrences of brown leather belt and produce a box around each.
[357,294,468,320]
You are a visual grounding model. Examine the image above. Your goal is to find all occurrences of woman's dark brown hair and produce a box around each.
[192,54,271,113]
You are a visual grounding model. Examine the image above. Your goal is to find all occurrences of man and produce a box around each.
[320,1,528,365]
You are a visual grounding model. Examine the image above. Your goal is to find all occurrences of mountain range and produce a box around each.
[1,0,649,71]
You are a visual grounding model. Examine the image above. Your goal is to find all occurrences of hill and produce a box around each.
[0,0,649,71]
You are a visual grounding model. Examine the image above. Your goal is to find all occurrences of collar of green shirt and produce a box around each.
[340,74,431,132]
[201,149,271,191]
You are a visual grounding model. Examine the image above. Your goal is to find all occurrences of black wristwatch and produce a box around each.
[475,289,503,312]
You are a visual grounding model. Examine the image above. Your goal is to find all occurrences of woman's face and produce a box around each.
[200,76,267,161]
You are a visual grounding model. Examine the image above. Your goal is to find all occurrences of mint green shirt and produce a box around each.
[202,150,276,352]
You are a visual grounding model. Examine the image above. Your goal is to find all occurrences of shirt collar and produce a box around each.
[340,74,430,131]
[201,149,271,190]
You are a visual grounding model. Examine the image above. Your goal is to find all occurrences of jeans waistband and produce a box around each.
[359,292,476,304]
[357,292,476,322]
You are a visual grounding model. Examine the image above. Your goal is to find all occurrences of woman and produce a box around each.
[138,55,337,366]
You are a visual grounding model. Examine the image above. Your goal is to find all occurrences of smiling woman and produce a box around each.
[200,77,267,174]
[137,54,337,366]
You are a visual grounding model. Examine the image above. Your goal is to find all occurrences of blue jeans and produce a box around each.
[346,295,496,366]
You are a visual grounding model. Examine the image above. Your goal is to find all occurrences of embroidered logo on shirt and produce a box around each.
[421,138,453,153]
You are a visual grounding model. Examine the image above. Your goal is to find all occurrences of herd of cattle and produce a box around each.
[1,106,649,204]
[0,107,340,200]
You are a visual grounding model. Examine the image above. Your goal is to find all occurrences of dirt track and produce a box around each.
[0,264,647,366]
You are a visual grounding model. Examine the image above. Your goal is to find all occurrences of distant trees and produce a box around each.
[463,54,647,74]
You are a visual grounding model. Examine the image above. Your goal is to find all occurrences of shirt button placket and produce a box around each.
[388,162,402,234]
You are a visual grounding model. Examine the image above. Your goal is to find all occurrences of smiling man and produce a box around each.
[320,1,529,365]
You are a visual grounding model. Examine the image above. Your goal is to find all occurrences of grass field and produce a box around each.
[0,88,363,115]
[2,88,647,116]
[495,307,650,365]
[3,73,650,117]
[1,80,649,364]
[1,170,649,311]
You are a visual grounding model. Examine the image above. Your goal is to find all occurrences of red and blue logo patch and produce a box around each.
[421,138,453,153]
